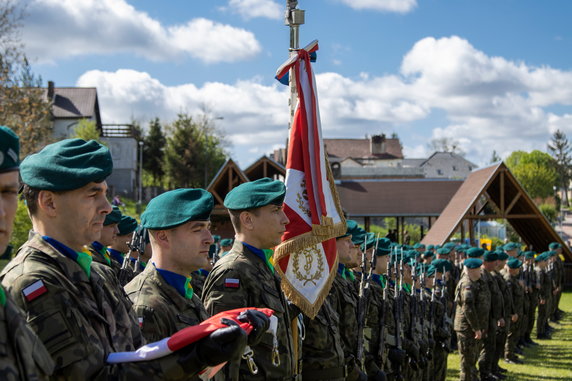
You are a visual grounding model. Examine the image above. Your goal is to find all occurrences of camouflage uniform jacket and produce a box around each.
[477,271,492,332]
[0,233,198,380]
[301,297,345,380]
[483,270,502,330]
[190,270,207,301]
[492,271,511,321]
[0,290,54,380]
[202,241,296,380]
[536,269,551,301]
[504,272,524,318]
[453,274,481,333]
[125,264,209,343]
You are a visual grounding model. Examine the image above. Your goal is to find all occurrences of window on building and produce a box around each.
[452,165,457,171]
[437,169,443,175]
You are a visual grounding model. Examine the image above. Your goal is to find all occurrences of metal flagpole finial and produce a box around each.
[285,0,305,51]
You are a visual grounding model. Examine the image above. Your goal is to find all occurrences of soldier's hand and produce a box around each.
[512,314,518,322]
[540,299,546,305]
[237,309,270,345]
[498,318,505,328]
[474,330,482,340]
[196,319,247,366]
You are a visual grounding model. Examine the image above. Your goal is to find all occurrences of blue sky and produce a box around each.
[22,0,572,167]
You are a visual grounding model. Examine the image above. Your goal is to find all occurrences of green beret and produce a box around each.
[436,247,451,255]
[456,245,467,253]
[142,188,214,230]
[220,238,233,246]
[431,258,452,273]
[427,244,435,251]
[535,252,549,262]
[375,238,392,256]
[549,242,562,250]
[220,251,230,258]
[497,251,509,261]
[0,126,19,173]
[503,242,520,251]
[413,243,425,250]
[338,219,356,239]
[349,224,367,246]
[443,242,456,249]
[464,258,483,269]
[507,257,522,269]
[426,265,436,277]
[118,215,138,236]
[422,250,435,258]
[483,251,498,262]
[523,251,536,260]
[360,232,376,251]
[467,247,485,258]
[224,177,285,210]
[104,206,122,226]
[212,235,221,243]
[20,139,112,191]
[547,250,557,257]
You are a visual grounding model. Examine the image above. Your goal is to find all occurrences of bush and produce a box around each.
[539,203,558,223]
[10,199,33,256]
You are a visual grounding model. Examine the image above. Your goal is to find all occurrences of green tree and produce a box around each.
[143,118,166,185]
[547,130,572,206]
[163,113,227,189]
[490,150,501,164]
[428,137,465,156]
[71,119,105,144]
[506,150,558,199]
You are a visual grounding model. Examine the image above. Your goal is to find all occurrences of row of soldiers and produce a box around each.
[0,125,567,381]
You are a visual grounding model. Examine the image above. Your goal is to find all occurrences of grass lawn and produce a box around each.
[446,291,572,381]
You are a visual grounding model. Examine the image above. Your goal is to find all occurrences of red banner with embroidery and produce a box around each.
[274,40,346,318]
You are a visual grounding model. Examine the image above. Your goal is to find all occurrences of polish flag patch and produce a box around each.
[23,280,47,302]
[138,317,143,327]
[224,278,240,288]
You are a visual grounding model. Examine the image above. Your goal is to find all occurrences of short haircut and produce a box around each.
[20,184,42,216]
[228,208,260,233]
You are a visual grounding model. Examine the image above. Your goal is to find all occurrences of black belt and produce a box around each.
[302,366,346,380]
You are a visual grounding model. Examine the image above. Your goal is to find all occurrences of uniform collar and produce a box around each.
[152,263,193,300]
[43,235,93,278]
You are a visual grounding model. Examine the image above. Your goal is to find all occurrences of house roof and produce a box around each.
[336,178,463,217]
[49,87,99,119]
[421,162,572,261]
[207,159,249,213]
[244,155,285,180]
[324,138,403,159]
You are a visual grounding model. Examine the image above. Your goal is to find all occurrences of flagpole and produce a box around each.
[285,0,305,130]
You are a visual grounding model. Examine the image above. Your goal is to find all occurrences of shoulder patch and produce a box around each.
[224,278,240,288]
[138,317,143,328]
[23,280,47,302]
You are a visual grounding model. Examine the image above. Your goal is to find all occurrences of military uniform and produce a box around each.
[503,271,524,361]
[478,268,502,379]
[203,241,296,380]
[125,264,209,342]
[492,268,511,374]
[1,233,194,379]
[454,273,483,381]
[191,269,209,300]
[536,266,552,338]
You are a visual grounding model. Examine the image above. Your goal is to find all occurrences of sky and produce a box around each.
[20,0,572,168]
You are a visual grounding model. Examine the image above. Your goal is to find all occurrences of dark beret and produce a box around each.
[549,242,562,250]
[504,242,520,251]
[224,177,285,210]
[483,251,498,262]
[118,215,138,236]
[467,247,485,258]
[142,188,214,230]
[104,206,122,226]
[507,257,523,269]
[375,238,392,256]
[20,139,113,191]
[0,126,19,173]
[464,258,483,269]
[220,238,233,247]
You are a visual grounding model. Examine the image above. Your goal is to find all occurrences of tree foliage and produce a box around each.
[547,129,572,206]
[163,113,227,189]
[490,150,501,164]
[143,118,166,185]
[428,137,465,156]
[71,119,105,144]
[0,0,52,156]
[505,150,558,199]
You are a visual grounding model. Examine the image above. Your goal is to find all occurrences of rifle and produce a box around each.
[377,255,390,361]
[356,235,378,369]
[439,270,453,352]
[391,248,404,381]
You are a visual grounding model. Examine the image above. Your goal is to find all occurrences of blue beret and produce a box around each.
[220,238,233,246]
[374,238,392,256]
[549,242,562,250]
[142,188,214,230]
[507,257,523,269]
[20,139,113,191]
[118,215,138,236]
[224,177,285,210]
[483,251,498,262]
[0,126,19,173]
[104,206,122,226]
[436,247,452,255]
[504,242,520,251]
[464,258,483,269]
[467,247,485,258]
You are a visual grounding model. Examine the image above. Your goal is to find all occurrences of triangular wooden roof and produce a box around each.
[207,159,249,212]
[244,155,286,180]
[422,162,572,261]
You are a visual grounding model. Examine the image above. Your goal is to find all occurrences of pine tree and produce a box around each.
[143,118,166,185]
[547,130,572,206]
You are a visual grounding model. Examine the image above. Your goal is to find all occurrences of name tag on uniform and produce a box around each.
[224,278,240,288]
[23,280,47,302]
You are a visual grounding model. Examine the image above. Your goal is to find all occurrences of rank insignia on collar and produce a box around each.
[224,278,240,288]
[23,280,47,302]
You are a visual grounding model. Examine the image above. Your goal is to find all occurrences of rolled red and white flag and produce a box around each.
[274,40,346,319]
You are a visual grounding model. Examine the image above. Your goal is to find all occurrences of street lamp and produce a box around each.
[137,140,144,213]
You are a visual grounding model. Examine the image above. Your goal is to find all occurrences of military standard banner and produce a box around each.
[274,40,346,318]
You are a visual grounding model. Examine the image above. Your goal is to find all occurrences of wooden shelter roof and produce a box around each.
[207,159,249,214]
[244,155,285,180]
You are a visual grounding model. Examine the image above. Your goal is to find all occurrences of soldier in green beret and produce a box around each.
[202,177,298,380]
[89,205,122,270]
[535,253,552,339]
[503,242,520,258]
[454,258,485,381]
[503,258,525,364]
[0,126,55,380]
[548,242,564,321]
[220,238,234,253]
[521,251,539,347]
[1,139,250,379]
[108,214,140,285]
[491,251,511,377]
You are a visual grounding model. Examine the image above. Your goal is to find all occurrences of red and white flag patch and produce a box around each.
[224,278,240,288]
[138,317,144,327]
[23,280,47,302]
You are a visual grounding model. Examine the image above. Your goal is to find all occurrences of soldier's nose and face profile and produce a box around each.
[250,203,289,248]
[0,171,19,253]
[170,220,213,271]
[53,181,112,248]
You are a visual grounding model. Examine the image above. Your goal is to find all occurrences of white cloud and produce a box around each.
[223,0,282,20]
[24,0,261,63]
[77,35,572,167]
[336,0,417,13]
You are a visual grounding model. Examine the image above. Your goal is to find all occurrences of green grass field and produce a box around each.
[446,291,572,381]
